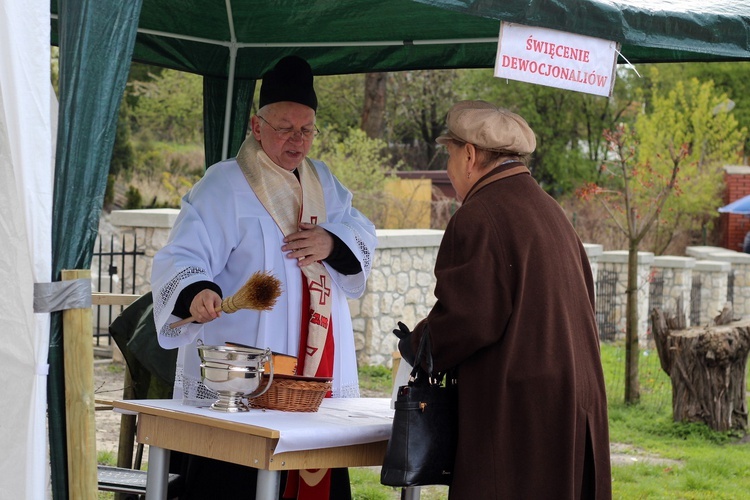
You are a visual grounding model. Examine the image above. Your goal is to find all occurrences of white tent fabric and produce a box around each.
[0,0,55,498]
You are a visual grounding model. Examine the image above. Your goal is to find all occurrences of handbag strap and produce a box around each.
[410,326,452,388]
[410,329,433,379]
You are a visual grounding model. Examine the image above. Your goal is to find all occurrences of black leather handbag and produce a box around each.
[380,328,458,487]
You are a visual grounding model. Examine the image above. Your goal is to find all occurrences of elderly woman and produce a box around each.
[399,100,612,499]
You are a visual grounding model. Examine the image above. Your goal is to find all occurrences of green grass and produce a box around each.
[96,451,117,499]
[97,450,117,466]
[105,363,125,375]
[350,343,750,499]
[358,364,393,393]
[602,342,750,499]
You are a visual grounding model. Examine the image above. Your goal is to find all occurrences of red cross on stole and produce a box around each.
[308,274,331,306]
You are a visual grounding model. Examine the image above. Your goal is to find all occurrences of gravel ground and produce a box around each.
[94,360,136,458]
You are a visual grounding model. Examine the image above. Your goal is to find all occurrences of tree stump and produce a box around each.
[651,308,750,432]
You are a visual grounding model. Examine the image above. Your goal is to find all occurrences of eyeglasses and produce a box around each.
[257,115,319,141]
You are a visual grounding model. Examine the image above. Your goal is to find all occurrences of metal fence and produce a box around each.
[596,270,618,341]
[91,233,144,346]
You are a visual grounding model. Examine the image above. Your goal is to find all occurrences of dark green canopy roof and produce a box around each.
[51,0,750,82]
[417,0,750,64]
[44,2,750,499]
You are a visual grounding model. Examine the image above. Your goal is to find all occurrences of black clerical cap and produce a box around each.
[259,56,318,112]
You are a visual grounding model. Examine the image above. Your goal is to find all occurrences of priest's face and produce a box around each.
[252,101,317,171]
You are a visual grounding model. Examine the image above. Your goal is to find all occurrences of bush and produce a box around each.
[310,127,400,227]
[103,174,116,210]
[125,185,142,209]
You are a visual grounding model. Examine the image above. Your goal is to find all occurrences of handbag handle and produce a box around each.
[408,326,457,388]
[409,327,435,381]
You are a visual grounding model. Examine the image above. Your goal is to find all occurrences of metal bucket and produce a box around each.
[198,345,274,412]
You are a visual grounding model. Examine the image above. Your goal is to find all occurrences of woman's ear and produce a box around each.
[464,143,478,171]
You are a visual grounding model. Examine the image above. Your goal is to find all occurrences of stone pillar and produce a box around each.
[685,245,730,260]
[583,243,603,286]
[650,256,695,327]
[692,249,750,320]
[692,260,731,327]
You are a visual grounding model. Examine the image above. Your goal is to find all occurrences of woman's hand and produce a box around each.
[393,321,416,366]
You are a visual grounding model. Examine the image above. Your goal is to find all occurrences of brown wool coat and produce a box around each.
[411,164,612,499]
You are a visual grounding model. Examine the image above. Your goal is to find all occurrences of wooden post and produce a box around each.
[651,308,750,432]
[116,367,137,468]
[61,269,97,499]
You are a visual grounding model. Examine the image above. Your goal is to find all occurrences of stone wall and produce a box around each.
[349,229,442,367]
[598,251,655,341]
[102,209,750,365]
[105,209,442,368]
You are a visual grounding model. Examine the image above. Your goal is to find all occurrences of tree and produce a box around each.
[456,69,636,195]
[361,72,388,138]
[639,61,750,156]
[314,73,363,136]
[579,74,745,404]
[387,70,460,169]
[110,100,135,178]
[130,69,203,143]
[635,71,746,253]
[309,126,399,226]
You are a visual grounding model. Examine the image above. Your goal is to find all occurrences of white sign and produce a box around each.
[495,22,619,97]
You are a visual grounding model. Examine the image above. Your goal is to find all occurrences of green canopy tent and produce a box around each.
[44,1,750,498]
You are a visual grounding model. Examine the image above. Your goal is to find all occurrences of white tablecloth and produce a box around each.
[116,398,394,455]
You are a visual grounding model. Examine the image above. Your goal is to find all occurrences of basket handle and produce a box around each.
[246,348,274,399]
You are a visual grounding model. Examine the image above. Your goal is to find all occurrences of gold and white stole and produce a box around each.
[236,136,333,377]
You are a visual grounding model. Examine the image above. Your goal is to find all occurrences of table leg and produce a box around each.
[145,446,170,500]
[256,469,281,500]
[403,486,421,500]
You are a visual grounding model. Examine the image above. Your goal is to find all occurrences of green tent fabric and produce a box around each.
[50,1,143,498]
[48,0,750,165]
[45,1,750,498]
[415,0,750,63]
[50,1,750,83]
[203,76,255,167]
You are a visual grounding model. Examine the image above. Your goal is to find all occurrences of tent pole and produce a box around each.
[61,269,97,499]
[221,44,237,161]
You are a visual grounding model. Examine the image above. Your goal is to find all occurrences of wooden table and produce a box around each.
[113,398,404,499]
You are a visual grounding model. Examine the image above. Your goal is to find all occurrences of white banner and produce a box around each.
[495,22,618,97]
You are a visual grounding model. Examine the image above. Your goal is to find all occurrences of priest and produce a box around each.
[151,55,377,500]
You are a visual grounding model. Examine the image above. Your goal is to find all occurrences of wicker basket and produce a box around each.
[249,376,331,412]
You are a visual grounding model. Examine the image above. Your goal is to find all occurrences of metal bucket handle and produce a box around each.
[245,347,274,399]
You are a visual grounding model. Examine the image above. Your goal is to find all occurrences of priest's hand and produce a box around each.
[282,222,334,268]
[189,289,222,323]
